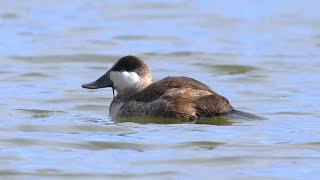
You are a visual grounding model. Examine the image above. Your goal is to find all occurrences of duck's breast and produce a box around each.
[109,100,124,116]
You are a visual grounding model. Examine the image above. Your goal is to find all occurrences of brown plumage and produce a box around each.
[82,55,265,122]
[120,76,234,121]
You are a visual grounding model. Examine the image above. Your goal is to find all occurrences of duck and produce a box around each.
[82,55,264,122]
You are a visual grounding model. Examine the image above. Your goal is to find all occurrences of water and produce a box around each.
[1,0,320,179]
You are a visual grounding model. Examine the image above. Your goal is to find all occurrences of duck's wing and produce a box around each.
[125,76,233,119]
[194,94,233,116]
[130,76,216,103]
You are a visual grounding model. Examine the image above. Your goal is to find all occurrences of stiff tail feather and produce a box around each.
[230,109,267,120]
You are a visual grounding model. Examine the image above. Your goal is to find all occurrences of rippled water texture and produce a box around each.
[1,0,320,179]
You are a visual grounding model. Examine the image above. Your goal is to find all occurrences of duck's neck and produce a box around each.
[114,81,151,99]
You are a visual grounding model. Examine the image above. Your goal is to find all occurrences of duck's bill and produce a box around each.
[82,74,113,89]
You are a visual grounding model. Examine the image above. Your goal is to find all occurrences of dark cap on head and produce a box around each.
[111,55,149,76]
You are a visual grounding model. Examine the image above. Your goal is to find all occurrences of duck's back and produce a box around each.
[119,76,233,120]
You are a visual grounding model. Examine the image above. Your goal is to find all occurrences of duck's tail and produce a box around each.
[230,109,267,120]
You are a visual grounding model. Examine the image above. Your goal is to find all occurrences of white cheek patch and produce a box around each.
[110,71,140,91]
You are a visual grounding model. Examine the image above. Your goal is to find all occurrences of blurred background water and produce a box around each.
[0,0,320,179]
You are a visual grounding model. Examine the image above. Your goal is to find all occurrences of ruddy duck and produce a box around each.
[82,55,264,121]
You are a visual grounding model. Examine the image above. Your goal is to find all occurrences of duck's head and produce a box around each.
[82,55,152,95]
